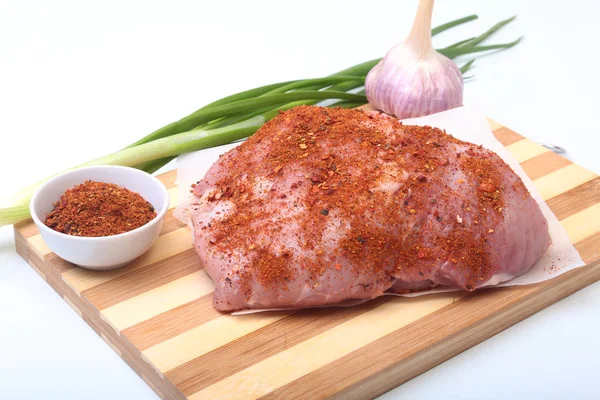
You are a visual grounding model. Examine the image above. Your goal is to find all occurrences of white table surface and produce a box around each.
[1,0,599,398]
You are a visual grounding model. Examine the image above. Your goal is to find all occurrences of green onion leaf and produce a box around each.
[431,14,478,36]
[460,59,475,74]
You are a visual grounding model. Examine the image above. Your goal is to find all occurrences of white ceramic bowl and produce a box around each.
[30,165,170,270]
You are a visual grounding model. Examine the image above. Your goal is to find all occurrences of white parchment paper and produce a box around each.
[174,105,584,307]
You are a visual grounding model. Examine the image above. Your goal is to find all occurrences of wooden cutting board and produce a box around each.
[14,120,600,400]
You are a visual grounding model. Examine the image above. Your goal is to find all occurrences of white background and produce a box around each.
[1,0,599,399]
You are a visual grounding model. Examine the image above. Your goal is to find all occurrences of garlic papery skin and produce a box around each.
[365,0,463,119]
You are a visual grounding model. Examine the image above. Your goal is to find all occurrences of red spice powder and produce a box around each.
[45,180,156,237]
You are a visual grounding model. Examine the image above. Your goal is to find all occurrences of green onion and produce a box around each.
[431,14,478,36]
[460,59,476,74]
[439,15,519,53]
[130,90,366,146]
[441,38,523,59]
[446,37,477,49]
[128,80,298,147]
[465,15,517,47]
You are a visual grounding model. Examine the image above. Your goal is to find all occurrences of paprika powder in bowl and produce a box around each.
[29,165,170,270]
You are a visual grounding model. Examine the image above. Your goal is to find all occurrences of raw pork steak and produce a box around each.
[184,106,550,311]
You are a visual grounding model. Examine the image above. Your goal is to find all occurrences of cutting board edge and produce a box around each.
[328,260,600,400]
[13,226,187,400]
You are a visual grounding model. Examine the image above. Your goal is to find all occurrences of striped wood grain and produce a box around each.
[14,121,600,399]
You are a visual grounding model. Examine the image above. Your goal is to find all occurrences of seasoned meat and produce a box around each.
[187,106,550,311]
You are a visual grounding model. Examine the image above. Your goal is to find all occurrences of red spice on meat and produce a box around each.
[202,106,513,292]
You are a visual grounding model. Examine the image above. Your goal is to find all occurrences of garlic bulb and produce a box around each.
[365,0,463,119]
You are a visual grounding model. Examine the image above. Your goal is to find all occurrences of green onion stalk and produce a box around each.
[0,14,521,227]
